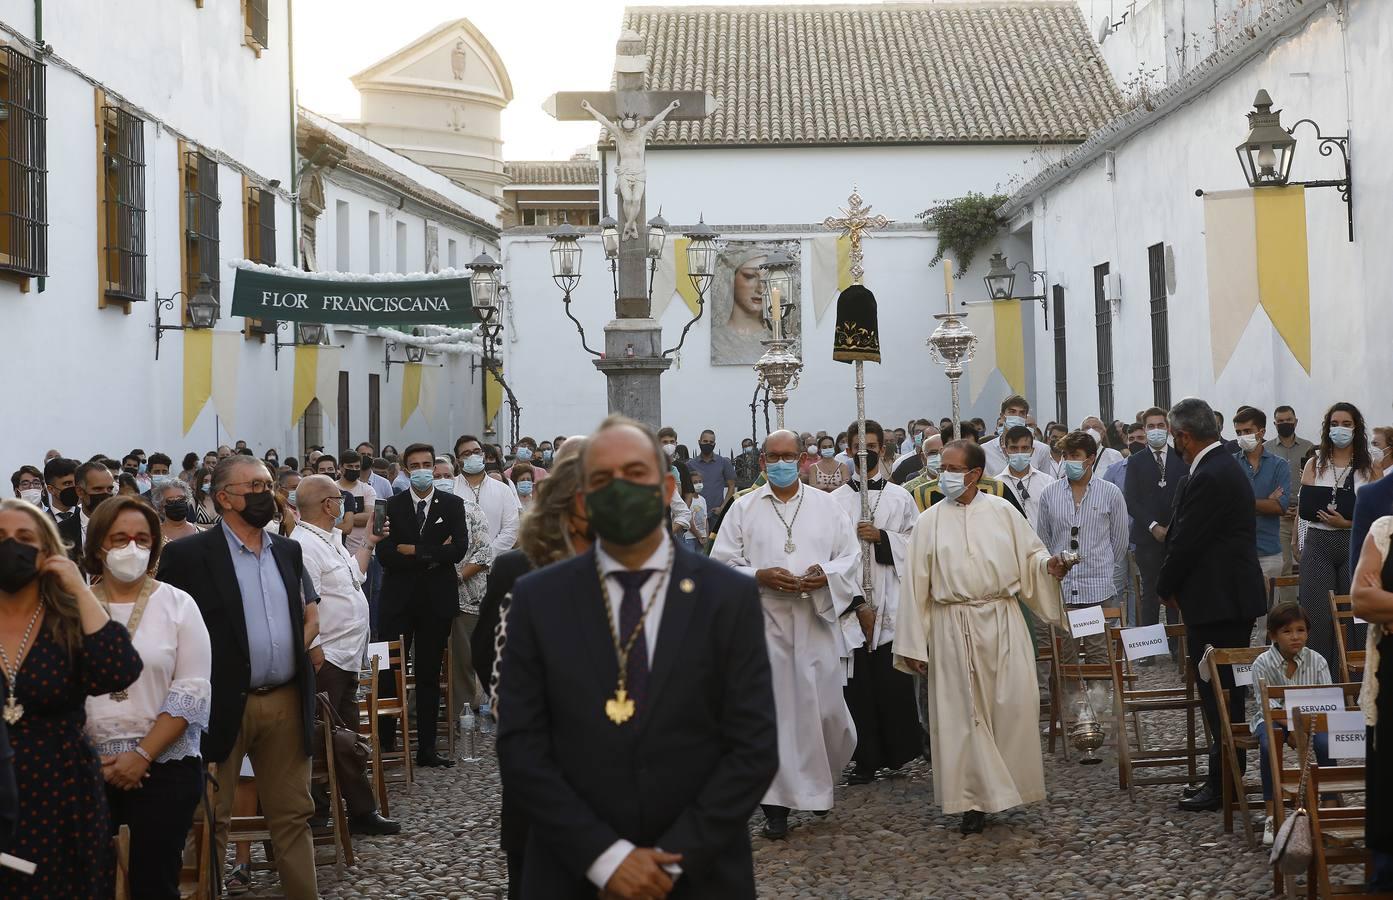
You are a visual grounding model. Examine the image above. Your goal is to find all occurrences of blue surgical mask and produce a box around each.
[515,447,533,462]
[542,450,553,463]
[1004,415,1026,430]
[1146,428,1168,450]
[516,480,533,496]
[925,452,942,473]
[137,462,148,474]
[1329,425,1354,448]
[1008,452,1032,472]
[460,454,485,475]
[332,501,346,527]
[1064,460,1087,481]
[914,432,924,447]
[820,447,835,459]
[410,469,435,491]
[766,460,800,488]
[938,471,967,501]
[433,478,455,494]
[287,489,297,507]
[743,446,756,456]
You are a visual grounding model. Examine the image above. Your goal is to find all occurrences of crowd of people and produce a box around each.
[1,391,1391,897]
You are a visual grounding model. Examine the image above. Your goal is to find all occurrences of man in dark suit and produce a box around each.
[58,460,116,564]
[498,416,777,900]
[157,455,320,900]
[376,441,471,767]
[1123,407,1186,651]
[1156,398,1266,813]
[1350,467,1393,567]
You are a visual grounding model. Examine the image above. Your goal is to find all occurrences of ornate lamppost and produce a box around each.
[468,252,521,445]
[927,261,979,434]
[752,248,801,430]
[153,274,219,360]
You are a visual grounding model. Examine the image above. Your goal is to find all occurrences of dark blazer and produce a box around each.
[157,525,316,761]
[1156,445,1266,627]
[1350,472,1393,565]
[375,488,471,621]
[1122,445,1185,546]
[57,513,81,563]
[497,543,777,899]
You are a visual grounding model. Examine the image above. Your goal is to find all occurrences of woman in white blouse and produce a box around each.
[83,496,212,900]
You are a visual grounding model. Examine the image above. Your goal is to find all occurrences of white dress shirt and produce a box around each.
[983,437,1056,479]
[994,466,1057,530]
[291,521,370,672]
[454,473,522,555]
[586,537,679,889]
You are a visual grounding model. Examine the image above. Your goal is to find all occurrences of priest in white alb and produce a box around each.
[893,439,1075,835]
[828,419,924,784]
[711,429,861,840]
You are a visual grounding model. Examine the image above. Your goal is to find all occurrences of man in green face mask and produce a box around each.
[496,415,777,900]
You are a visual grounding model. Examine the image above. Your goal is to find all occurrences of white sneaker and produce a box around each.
[1263,816,1275,847]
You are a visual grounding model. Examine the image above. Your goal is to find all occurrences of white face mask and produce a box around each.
[1237,434,1260,452]
[938,471,967,501]
[104,542,151,584]
[663,443,677,457]
[19,488,43,506]
[1086,428,1104,445]
[1145,428,1168,450]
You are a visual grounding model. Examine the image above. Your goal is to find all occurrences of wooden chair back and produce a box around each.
[1267,575,1300,608]
[1291,712,1371,899]
[1328,591,1366,683]
[359,638,413,816]
[405,640,455,759]
[1203,646,1266,846]
[114,824,131,900]
[1046,621,1127,761]
[1108,623,1203,799]
[179,807,212,899]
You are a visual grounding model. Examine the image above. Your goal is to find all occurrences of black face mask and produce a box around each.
[854,450,880,473]
[1128,441,1146,454]
[58,486,78,508]
[1275,423,1296,439]
[84,493,111,515]
[585,478,665,547]
[238,492,278,529]
[164,499,189,522]
[698,442,715,455]
[0,539,40,594]
[342,469,361,483]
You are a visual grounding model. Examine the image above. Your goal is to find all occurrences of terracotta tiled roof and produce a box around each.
[504,160,600,185]
[620,1,1124,146]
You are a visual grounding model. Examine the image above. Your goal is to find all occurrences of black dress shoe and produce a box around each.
[415,751,456,768]
[1181,783,1205,799]
[349,812,402,836]
[960,810,986,835]
[811,809,830,818]
[1178,784,1222,811]
[761,806,789,839]
[309,815,330,830]
[846,768,875,786]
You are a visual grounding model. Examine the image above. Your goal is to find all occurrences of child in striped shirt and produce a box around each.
[1251,601,1334,845]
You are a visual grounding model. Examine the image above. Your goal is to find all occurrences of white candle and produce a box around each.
[943,258,954,312]
[770,286,782,340]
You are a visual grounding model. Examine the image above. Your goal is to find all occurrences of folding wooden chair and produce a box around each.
[1329,592,1367,684]
[1203,646,1266,847]
[360,640,413,816]
[1047,607,1129,762]
[179,812,213,899]
[405,639,454,759]
[226,696,353,883]
[1268,574,1300,608]
[1110,624,1203,799]
[1260,683,1365,896]
[1293,712,1373,899]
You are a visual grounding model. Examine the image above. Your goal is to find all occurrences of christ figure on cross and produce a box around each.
[581,98,681,241]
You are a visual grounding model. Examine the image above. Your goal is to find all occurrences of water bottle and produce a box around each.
[478,702,495,736]
[458,705,479,762]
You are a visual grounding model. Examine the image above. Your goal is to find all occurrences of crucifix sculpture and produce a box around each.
[543,29,718,427]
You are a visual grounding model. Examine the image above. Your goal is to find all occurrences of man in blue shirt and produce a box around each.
[687,429,737,530]
[1233,408,1290,633]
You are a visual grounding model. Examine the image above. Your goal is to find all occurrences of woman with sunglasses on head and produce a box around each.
[1298,402,1382,668]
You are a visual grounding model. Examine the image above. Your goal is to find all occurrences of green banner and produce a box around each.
[231,266,479,326]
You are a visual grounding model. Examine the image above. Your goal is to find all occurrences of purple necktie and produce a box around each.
[613,569,655,716]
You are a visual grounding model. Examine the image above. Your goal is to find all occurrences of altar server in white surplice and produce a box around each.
[710,430,861,840]
[893,439,1074,836]
[828,419,924,785]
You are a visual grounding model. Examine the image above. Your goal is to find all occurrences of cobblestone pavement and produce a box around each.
[237,661,1346,899]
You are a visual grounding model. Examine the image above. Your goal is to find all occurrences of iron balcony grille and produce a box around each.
[1053,284,1067,427]
[247,186,277,333]
[185,149,220,320]
[0,47,47,278]
[247,0,269,49]
[1148,243,1172,410]
[1093,263,1114,426]
[104,105,146,301]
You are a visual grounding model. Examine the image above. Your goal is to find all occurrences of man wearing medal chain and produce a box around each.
[710,429,862,840]
[497,416,776,900]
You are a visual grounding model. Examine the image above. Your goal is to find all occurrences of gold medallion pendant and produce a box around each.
[605,688,635,724]
[2,695,23,725]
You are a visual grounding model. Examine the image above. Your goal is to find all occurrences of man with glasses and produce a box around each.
[452,434,521,557]
[11,466,44,505]
[710,430,861,840]
[1122,408,1185,656]
[1036,431,1129,665]
[893,439,1075,835]
[157,456,321,899]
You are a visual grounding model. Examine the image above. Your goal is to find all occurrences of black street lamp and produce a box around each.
[969,251,1050,328]
[1235,89,1353,241]
[271,321,332,370]
[384,327,429,382]
[661,217,721,357]
[153,274,219,360]
[548,224,601,357]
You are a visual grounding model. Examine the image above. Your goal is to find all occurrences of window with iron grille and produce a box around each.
[245,0,269,52]
[1093,263,1114,424]
[1053,284,1067,426]
[0,48,47,279]
[184,149,220,322]
[244,186,276,334]
[102,106,146,302]
[1148,243,1171,410]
